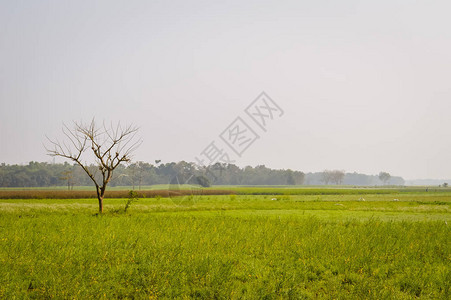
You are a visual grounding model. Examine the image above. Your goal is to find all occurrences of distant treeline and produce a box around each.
[0,161,404,188]
[304,171,404,186]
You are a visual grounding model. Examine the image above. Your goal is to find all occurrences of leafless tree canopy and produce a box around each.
[46,119,141,212]
[378,171,391,185]
[321,169,345,185]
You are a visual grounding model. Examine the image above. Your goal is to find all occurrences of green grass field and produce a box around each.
[0,189,450,299]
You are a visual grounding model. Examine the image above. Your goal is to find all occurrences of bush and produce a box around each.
[124,190,139,213]
[196,176,211,188]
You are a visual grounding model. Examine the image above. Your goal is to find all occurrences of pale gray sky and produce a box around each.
[1,0,450,180]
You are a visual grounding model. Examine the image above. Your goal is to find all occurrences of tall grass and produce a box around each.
[0,206,449,298]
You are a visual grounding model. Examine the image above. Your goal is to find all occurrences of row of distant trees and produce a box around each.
[0,161,403,188]
[306,170,404,186]
[318,170,395,185]
[0,161,305,188]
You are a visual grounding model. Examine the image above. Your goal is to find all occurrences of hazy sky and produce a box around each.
[1,0,450,180]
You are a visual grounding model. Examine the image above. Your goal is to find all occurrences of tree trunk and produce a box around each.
[98,196,104,213]
[96,186,104,213]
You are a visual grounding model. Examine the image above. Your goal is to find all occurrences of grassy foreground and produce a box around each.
[0,192,450,299]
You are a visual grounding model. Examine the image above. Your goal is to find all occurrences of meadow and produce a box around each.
[0,187,449,299]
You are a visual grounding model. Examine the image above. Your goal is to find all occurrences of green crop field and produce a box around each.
[0,189,450,299]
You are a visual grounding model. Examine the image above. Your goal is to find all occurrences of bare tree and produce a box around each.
[129,161,147,190]
[46,119,141,213]
[378,172,391,185]
[321,169,345,185]
[330,170,345,185]
[60,169,75,191]
[321,170,332,185]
